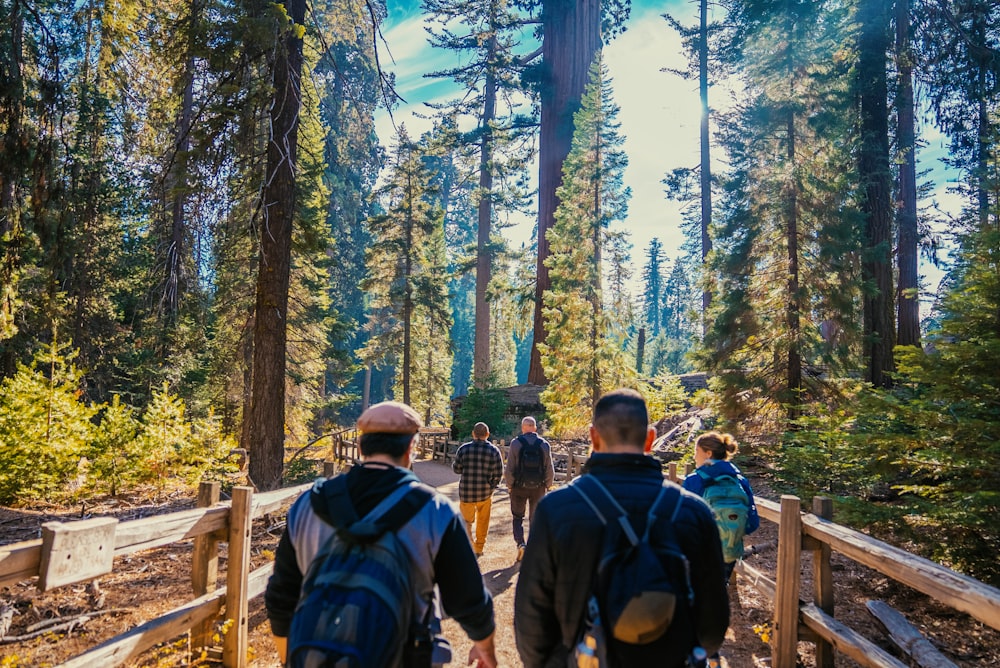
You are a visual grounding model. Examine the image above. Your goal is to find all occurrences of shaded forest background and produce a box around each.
[0,0,998,583]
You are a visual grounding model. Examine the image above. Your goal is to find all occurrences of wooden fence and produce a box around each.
[0,481,310,667]
[3,460,999,667]
[734,494,1000,668]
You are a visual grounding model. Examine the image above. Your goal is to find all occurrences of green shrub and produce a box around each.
[0,348,96,504]
[453,385,515,441]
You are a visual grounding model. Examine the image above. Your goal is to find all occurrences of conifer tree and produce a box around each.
[540,57,630,432]
[248,0,309,491]
[703,0,861,420]
[360,128,447,406]
[641,238,665,338]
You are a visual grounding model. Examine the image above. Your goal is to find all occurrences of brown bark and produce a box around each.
[895,0,920,347]
[473,26,498,388]
[528,0,601,385]
[786,111,801,407]
[858,0,895,388]
[247,0,307,491]
[162,3,196,322]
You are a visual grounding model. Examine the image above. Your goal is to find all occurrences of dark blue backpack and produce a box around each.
[515,435,547,488]
[569,475,696,667]
[287,477,433,668]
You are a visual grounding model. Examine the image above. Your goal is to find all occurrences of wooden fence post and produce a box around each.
[773,495,802,668]
[191,481,221,652]
[812,496,835,668]
[683,462,693,477]
[223,486,253,668]
[323,461,336,478]
[667,462,678,483]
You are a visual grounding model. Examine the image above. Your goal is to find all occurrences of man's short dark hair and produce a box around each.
[473,422,489,439]
[592,388,649,448]
[359,432,415,458]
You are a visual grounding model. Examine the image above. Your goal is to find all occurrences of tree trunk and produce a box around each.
[636,326,645,373]
[528,0,601,385]
[473,28,498,388]
[0,0,24,375]
[699,0,712,325]
[247,0,306,491]
[858,0,895,388]
[162,4,196,324]
[591,111,602,407]
[786,111,802,410]
[403,167,414,405]
[895,0,920,347]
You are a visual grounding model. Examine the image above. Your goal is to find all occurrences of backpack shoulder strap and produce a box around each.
[314,476,433,540]
[642,480,682,538]
[571,475,640,546]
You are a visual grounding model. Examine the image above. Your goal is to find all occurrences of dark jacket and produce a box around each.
[513,453,730,668]
[682,459,760,535]
[264,463,495,643]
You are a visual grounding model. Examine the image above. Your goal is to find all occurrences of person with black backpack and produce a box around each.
[513,389,729,668]
[505,415,555,562]
[265,401,498,668]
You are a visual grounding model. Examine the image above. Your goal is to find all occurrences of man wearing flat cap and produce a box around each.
[265,401,498,667]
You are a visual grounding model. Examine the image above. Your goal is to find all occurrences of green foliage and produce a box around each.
[454,383,515,441]
[638,374,689,423]
[88,395,143,497]
[777,222,1000,583]
[0,347,97,504]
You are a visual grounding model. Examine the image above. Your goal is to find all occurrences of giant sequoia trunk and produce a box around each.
[895,0,920,347]
[248,0,307,491]
[528,0,601,385]
[858,0,895,388]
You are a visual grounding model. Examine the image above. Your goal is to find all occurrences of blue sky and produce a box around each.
[374,0,955,305]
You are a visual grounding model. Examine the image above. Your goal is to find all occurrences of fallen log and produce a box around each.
[866,599,958,668]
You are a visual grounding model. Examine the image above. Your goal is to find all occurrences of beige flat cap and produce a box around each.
[357,401,423,434]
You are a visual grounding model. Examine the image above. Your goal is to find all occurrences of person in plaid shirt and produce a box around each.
[453,422,504,556]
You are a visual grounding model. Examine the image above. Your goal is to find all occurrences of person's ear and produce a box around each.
[589,424,604,452]
[644,426,655,453]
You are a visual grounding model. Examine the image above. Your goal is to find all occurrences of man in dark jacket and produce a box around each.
[265,401,497,667]
[513,389,729,668]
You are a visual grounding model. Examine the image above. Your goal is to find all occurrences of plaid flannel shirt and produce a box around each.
[452,439,504,503]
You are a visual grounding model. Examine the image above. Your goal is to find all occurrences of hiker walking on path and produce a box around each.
[513,389,729,668]
[264,401,498,668]
[505,415,554,561]
[682,431,760,583]
[453,421,504,557]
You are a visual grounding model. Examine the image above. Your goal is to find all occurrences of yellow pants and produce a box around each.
[459,497,493,554]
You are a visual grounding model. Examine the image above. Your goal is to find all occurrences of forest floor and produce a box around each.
[1,457,998,667]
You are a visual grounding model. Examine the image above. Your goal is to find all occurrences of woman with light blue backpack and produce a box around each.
[683,431,760,668]
[682,431,761,583]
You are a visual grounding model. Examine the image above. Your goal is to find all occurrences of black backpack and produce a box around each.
[514,435,547,488]
[287,477,435,668]
[568,475,697,668]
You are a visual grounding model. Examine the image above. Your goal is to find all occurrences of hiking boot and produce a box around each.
[516,543,525,562]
